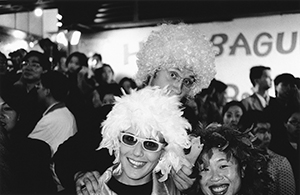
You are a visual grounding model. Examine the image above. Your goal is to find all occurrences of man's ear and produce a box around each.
[45,88,51,96]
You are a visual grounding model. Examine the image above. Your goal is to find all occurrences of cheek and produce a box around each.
[145,151,162,163]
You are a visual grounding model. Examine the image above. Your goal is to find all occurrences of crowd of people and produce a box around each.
[0,22,299,195]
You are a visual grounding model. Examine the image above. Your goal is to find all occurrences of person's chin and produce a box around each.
[123,157,150,180]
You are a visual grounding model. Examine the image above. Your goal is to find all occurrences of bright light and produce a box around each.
[11,30,27,39]
[56,31,68,47]
[56,22,63,27]
[70,31,81,45]
[29,42,35,48]
[96,13,106,17]
[56,14,62,20]
[94,18,106,23]
[98,8,108,12]
[34,8,43,17]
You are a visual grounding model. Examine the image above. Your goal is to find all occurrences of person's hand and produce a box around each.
[171,165,195,191]
[185,136,202,165]
[171,136,202,191]
[75,171,100,195]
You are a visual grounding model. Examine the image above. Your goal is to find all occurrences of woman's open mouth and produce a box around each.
[209,184,229,195]
[127,158,146,169]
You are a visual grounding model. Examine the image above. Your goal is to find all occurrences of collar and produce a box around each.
[43,102,65,116]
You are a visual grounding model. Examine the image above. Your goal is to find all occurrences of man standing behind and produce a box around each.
[242,65,273,111]
[28,70,77,192]
[29,70,77,157]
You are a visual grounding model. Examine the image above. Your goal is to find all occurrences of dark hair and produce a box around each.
[40,71,70,102]
[208,79,227,93]
[222,100,246,117]
[93,53,102,62]
[65,52,88,68]
[119,77,137,89]
[0,52,7,61]
[94,63,114,84]
[97,83,122,101]
[249,66,271,86]
[274,73,295,86]
[23,51,51,71]
[198,124,272,195]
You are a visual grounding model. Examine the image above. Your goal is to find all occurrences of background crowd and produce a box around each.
[0,23,299,195]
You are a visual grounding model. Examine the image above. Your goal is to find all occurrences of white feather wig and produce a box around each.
[98,86,192,182]
[135,23,217,97]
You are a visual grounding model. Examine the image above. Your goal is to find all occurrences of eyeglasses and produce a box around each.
[165,69,196,88]
[21,61,42,69]
[288,120,300,126]
[120,132,165,152]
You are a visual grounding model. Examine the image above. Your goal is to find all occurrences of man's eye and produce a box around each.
[169,71,178,79]
[220,165,229,169]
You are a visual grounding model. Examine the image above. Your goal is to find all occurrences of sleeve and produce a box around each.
[277,157,296,195]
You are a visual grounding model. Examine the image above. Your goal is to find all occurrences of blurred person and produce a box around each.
[10,50,51,138]
[222,100,246,127]
[285,111,300,150]
[0,86,56,194]
[119,76,138,94]
[54,22,216,194]
[54,50,68,74]
[8,48,27,73]
[28,70,77,192]
[242,110,296,195]
[241,65,273,111]
[94,63,116,85]
[89,53,103,72]
[197,124,271,195]
[39,38,59,68]
[65,51,97,131]
[198,79,228,126]
[265,73,300,184]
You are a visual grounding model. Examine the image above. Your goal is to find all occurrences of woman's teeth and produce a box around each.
[209,184,229,195]
[128,158,146,168]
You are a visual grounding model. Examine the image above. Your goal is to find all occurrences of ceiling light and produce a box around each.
[98,8,108,12]
[56,22,63,27]
[96,13,106,17]
[56,14,63,20]
[34,7,43,17]
[70,31,81,45]
[94,18,107,23]
[11,29,27,39]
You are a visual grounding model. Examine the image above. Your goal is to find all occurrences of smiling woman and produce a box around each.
[94,86,193,195]
[197,124,272,195]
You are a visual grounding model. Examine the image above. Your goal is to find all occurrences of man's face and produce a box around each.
[149,67,196,99]
[275,82,295,99]
[257,70,272,90]
[21,56,45,83]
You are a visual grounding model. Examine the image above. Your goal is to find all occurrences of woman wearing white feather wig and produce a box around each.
[95,86,194,195]
[74,22,216,195]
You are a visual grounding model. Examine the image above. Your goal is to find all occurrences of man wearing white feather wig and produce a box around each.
[95,86,197,195]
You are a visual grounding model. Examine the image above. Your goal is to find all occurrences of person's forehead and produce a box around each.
[26,55,41,62]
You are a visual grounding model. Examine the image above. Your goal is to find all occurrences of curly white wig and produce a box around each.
[98,86,192,182]
[135,23,217,97]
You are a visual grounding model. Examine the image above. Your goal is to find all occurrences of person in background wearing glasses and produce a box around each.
[92,86,198,195]
[10,51,51,138]
[197,123,272,195]
[54,22,216,194]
